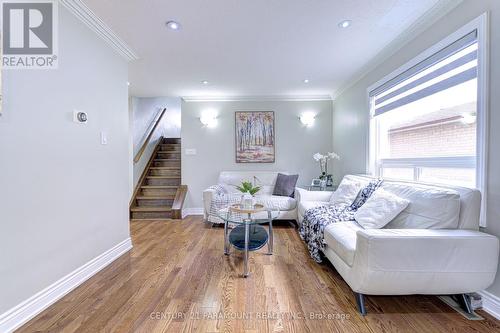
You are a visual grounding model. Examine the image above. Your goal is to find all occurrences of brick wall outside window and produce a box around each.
[388,121,476,158]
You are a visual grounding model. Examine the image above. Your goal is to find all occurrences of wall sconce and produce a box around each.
[200,109,218,128]
[299,112,316,127]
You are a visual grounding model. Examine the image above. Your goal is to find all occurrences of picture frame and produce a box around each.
[311,179,322,186]
[235,111,275,163]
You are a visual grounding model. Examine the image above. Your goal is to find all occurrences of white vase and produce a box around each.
[241,193,254,209]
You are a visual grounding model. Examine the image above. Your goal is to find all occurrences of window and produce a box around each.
[368,14,488,225]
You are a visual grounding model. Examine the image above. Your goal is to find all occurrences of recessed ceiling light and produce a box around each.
[126,81,130,86]
[303,79,310,84]
[338,20,352,28]
[166,21,181,30]
[201,80,209,85]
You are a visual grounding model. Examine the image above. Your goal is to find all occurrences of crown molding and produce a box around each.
[182,95,333,102]
[332,0,463,99]
[60,0,139,61]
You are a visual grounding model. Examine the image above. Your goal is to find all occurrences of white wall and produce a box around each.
[182,99,334,209]
[332,0,500,298]
[0,6,130,315]
[131,96,181,190]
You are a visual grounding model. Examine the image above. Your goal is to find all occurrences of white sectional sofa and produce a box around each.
[203,171,298,222]
[296,174,499,315]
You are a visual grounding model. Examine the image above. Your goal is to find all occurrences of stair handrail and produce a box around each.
[134,108,167,163]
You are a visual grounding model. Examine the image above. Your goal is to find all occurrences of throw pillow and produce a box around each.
[350,179,383,210]
[273,173,299,197]
[354,188,410,229]
[329,178,362,206]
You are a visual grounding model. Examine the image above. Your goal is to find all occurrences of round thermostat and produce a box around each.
[77,112,88,123]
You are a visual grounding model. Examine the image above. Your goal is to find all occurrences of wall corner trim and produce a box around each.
[479,290,500,320]
[60,0,139,61]
[0,238,133,333]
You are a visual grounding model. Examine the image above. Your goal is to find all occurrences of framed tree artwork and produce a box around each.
[235,111,275,163]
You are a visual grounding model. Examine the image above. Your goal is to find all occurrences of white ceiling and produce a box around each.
[82,0,443,98]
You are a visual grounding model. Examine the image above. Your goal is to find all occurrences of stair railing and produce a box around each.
[134,108,167,163]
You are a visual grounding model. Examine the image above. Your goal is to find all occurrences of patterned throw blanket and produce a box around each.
[299,180,382,263]
[206,185,241,224]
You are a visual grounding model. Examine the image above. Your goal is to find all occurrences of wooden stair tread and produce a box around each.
[141,185,179,189]
[154,159,181,161]
[146,176,180,179]
[136,195,175,199]
[149,166,180,170]
[131,206,172,212]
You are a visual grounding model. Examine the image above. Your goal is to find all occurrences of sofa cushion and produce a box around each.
[329,178,362,206]
[382,182,460,229]
[255,195,297,211]
[298,201,330,217]
[273,173,299,197]
[324,221,362,266]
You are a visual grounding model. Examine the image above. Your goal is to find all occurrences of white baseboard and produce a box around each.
[0,238,133,333]
[182,207,204,218]
[479,290,500,320]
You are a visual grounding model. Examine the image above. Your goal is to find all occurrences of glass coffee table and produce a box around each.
[218,204,280,277]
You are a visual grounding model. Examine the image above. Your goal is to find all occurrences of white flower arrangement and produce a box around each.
[313,152,340,162]
[313,152,340,179]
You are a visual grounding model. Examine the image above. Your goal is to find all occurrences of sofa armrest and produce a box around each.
[202,188,216,218]
[295,187,332,203]
[355,229,499,275]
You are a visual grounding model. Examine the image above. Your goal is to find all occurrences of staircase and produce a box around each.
[130,137,187,220]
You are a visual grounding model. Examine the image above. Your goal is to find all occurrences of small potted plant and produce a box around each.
[236,181,261,209]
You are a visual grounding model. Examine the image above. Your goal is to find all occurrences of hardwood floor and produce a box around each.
[19,217,500,333]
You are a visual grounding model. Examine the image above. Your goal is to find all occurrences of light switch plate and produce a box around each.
[100,132,108,145]
[185,148,197,155]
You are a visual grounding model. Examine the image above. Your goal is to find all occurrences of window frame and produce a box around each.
[366,13,489,227]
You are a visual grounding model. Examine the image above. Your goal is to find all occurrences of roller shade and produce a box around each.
[370,30,478,117]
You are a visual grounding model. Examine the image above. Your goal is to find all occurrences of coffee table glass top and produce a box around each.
[217,206,280,225]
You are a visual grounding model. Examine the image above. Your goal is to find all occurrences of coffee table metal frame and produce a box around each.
[218,207,278,277]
